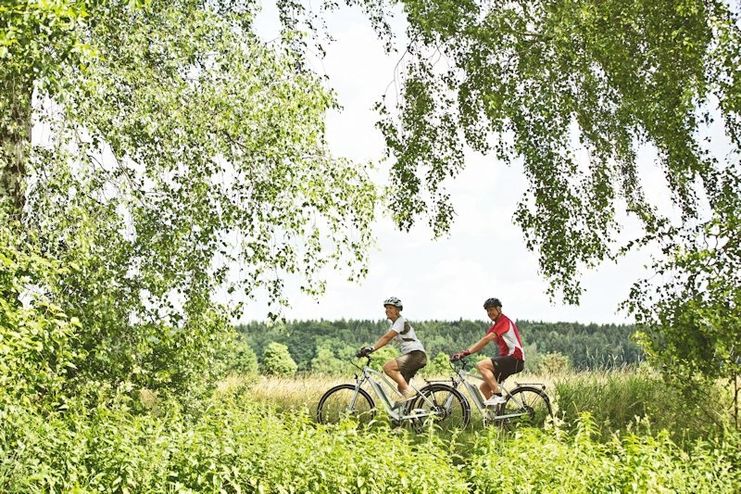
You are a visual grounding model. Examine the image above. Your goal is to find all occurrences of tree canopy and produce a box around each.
[1,0,738,403]
[363,0,739,385]
[1,1,376,400]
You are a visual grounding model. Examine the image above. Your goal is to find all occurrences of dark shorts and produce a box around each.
[491,355,524,383]
[397,350,427,382]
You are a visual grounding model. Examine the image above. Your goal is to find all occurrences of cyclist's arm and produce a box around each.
[370,330,398,352]
[463,333,496,355]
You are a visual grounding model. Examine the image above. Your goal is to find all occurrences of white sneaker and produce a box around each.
[483,395,506,406]
[394,391,417,408]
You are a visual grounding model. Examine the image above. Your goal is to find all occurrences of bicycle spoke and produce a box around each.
[501,387,552,428]
[412,384,470,432]
[317,385,375,426]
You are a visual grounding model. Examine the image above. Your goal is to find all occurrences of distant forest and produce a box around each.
[238,319,643,372]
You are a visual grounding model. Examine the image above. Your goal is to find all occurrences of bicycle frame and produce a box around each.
[436,360,549,422]
[349,358,442,422]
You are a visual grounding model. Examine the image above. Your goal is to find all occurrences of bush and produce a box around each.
[226,334,259,375]
[262,342,298,376]
[536,352,572,374]
[422,352,453,377]
[0,393,471,493]
[1,391,737,493]
[310,345,346,375]
[0,222,83,408]
[1,211,241,411]
[468,414,740,494]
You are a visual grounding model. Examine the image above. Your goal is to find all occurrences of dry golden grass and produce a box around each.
[216,368,732,443]
[246,375,347,411]
[232,371,559,416]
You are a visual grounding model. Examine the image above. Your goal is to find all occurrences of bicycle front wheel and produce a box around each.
[316,384,375,426]
[411,383,470,432]
[501,386,553,428]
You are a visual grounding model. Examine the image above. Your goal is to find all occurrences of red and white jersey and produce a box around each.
[486,314,525,360]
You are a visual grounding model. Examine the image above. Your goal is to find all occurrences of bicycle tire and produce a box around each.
[316,384,376,426]
[500,386,552,428]
[411,383,471,432]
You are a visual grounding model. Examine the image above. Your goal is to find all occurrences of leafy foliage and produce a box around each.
[374,0,740,297]
[423,351,453,376]
[355,0,741,390]
[1,389,737,493]
[0,215,81,408]
[625,166,740,385]
[469,414,739,494]
[0,209,244,406]
[1,1,377,403]
[310,343,348,375]
[0,0,95,213]
[534,352,572,375]
[228,334,259,375]
[262,342,298,377]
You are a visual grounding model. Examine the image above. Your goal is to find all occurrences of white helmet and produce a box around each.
[383,296,403,310]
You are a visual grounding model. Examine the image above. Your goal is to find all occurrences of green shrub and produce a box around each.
[536,352,572,374]
[226,334,259,375]
[422,351,454,377]
[2,385,738,493]
[261,342,298,376]
[0,222,83,408]
[0,393,472,493]
[310,344,346,375]
[467,414,740,494]
[1,212,241,411]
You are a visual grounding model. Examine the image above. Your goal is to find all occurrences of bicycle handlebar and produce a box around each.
[450,356,471,369]
[350,354,372,371]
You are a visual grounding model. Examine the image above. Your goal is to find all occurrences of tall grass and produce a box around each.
[243,371,555,425]
[251,368,734,446]
[554,367,734,444]
[2,380,738,493]
[243,374,346,411]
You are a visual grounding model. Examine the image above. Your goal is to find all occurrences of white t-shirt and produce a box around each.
[389,316,425,355]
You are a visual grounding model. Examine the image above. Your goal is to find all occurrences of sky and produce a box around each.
[245,3,671,325]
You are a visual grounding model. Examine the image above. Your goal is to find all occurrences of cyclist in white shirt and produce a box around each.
[357,297,427,401]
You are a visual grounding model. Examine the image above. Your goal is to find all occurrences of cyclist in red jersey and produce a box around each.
[450,298,525,406]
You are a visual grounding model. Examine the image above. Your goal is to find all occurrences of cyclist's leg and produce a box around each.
[383,358,410,395]
[399,351,427,388]
[386,351,426,396]
[475,358,500,399]
[479,380,492,398]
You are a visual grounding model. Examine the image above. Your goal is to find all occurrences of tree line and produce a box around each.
[238,319,643,374]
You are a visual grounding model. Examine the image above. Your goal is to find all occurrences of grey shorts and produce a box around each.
[396,350,427,382]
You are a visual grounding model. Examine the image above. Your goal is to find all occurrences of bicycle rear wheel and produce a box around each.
[411,383,470,432]
[501,386,552,428]
[316,384,375,426]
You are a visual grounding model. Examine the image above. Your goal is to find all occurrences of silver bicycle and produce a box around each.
[316,355,470,432]
[416,357,553,428]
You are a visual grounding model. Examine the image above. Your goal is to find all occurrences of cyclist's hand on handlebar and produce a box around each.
[450,350,471,362]
[356,346,374,358]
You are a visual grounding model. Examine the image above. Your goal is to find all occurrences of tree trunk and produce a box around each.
[0,73,32,220]
[735,371,739,430]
